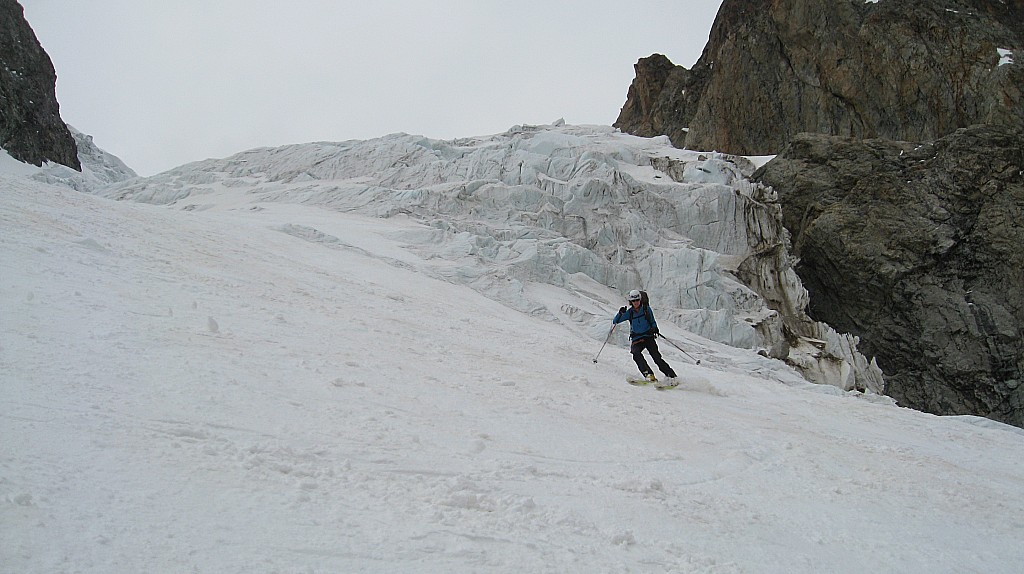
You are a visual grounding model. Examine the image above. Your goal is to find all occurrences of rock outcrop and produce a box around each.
[0,0,80,170]
[755,125,1024,427]
[29,126,137,191]
[615,0,1024,155]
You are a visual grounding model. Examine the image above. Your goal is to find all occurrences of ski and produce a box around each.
[627,377,680,390]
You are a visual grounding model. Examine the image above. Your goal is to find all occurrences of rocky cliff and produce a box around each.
[615,0,1024,155]
[0,0,79,170]
[756,125,1023,427]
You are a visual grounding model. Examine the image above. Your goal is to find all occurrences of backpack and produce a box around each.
[639,290,650,307]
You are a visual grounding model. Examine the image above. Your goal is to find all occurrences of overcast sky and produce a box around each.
[20,1,722,176]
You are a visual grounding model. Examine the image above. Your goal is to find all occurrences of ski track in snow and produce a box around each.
[3,164,1024,573]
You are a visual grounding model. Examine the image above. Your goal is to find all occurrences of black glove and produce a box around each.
[653,328,660,336]
[619,306,626,314]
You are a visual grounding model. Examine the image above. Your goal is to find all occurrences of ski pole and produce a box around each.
[658,333,701,364]
[592,323,617,363]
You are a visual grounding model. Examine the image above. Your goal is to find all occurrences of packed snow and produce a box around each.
[3,125,1024,573]
[998,48,1014,67]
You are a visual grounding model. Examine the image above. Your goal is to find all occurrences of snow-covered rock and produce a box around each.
[1,125,138,191]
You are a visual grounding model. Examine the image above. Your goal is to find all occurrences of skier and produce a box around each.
[613,289,678,385]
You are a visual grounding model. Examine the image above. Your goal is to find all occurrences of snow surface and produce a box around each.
[3,130,1024,573]
[998,48,1014,67]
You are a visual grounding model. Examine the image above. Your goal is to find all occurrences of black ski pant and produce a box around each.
[630,336,676,378]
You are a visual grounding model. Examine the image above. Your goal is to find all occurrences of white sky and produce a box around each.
[19,1,722,176]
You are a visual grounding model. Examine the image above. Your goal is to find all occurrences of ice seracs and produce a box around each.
[92,122,882,394]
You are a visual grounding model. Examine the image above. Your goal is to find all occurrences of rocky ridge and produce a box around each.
[615,0,1024,155]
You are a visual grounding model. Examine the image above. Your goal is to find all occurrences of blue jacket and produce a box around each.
[613,304,659,341]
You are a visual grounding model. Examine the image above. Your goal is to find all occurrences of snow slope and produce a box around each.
[3,147,1024,572]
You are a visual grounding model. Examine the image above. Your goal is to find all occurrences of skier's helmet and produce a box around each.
[627,290,642,302]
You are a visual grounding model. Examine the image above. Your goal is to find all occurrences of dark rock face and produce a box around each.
[0,0,80,170]
[614,54,705,150]
[755,125,1024,427]
[615,0,1024,155]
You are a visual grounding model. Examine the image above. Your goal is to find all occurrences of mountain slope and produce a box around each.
[3,157,1024,572]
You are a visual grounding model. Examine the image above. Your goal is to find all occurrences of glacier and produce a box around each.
[96,122,883,394]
